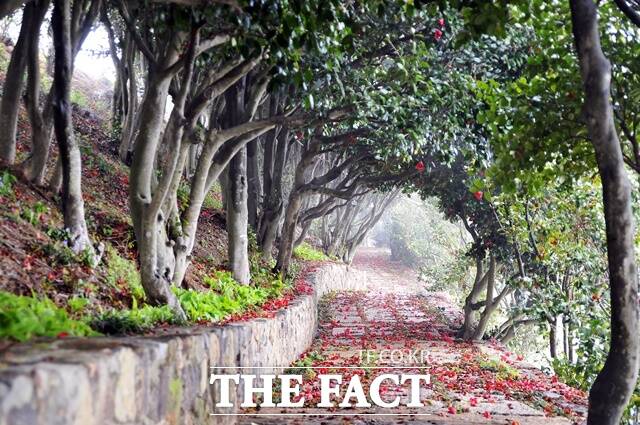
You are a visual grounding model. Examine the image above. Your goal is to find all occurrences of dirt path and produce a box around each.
[240,248,587,424]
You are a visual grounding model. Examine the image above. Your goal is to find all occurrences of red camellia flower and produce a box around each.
[438,18,445,27]
[473,191,483,201]
[434,29,443,41]
[415,161,425,172]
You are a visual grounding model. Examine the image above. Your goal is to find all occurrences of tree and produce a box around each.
[570,0,639,422]
[452,0,640,419]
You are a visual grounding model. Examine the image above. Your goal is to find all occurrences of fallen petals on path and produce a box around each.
[240,248,588,424]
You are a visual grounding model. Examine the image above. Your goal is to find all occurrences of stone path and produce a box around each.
[239,248,587,424]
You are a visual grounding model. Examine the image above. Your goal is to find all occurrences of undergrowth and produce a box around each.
[104,244,145,305]
[174,269,290,322]
[0,180,301,340]
[0,249,297,340]
[0,170,16,198]
[293,242,329,262]
[478,357,520,380]
[0,292,97,341]
[90,305,179,334]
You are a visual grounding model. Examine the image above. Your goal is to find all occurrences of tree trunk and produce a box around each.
[246,137,261,231]
[0,2,30,164]
[461,255,487,339]
[227,147,250,284]
[129,67,186,318]
[25,97,55,184]
[471,255,497,341]
[276,188,303,275]
[500,326,516,345]
[119,37,138,161]
[327,205,352,257]
[549,320,558,358]
[560,315,570,359]
[570,1,640,423]
[567,321,576,363]
[29,0,99,184]
[261,97,277,203]
[275,136,322,276]
[294,219,312,248]
[342,191,397,264]
[51,0,93,256]
[22,0,53,185]
[222,79,251,284]
[259,127,288,259]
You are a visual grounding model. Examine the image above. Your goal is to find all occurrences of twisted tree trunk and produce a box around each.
[461,255,487,339]
[51,0,94,256]
[570,1,640,423]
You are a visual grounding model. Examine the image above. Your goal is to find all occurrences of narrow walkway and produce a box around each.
[241,248,587,424]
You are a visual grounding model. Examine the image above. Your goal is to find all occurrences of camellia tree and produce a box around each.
[457,0,640,422]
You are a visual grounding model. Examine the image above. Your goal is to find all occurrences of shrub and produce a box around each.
[68,296,90,313]
[105,244,145,305]
[203,187,223,210]
[0,170,16,198]
[0,292,96,341]
[478,357,520,380]
[293,243,329,262]
[90,305,180,334]
[20,201,49,226]
[174,270,289,322]
[70,89,88,108]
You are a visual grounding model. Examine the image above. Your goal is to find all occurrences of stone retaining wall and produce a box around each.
[0,263,368,425]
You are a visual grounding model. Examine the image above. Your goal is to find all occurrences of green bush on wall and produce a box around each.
[0,292,97,341]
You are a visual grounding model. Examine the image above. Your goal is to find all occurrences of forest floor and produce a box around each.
[240,248,588,425]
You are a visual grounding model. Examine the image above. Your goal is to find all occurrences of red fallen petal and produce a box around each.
[482,411,491,419]
[447,406,456,414]
[57,332,69,339]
